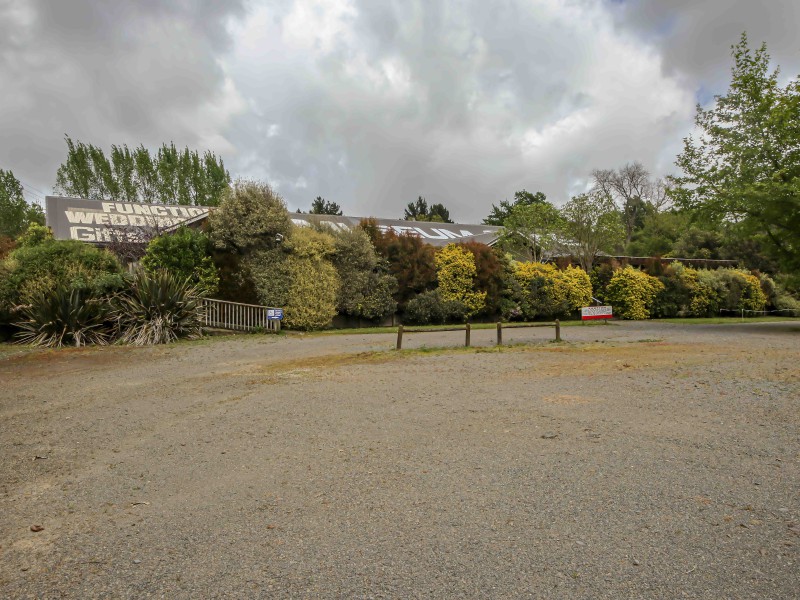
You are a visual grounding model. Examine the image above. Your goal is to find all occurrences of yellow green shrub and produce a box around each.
[249,227,340,330]
[435,244,486,317]
[605,266,664,319]
[512,262,592,318]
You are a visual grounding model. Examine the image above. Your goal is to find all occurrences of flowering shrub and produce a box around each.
[605,266,664,319]
[511,262,592,319]
[435,244,486,318]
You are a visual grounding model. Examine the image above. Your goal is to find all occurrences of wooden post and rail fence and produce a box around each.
[395,320,561,350]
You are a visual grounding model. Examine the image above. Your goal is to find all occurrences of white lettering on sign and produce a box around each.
[581,306,613,320]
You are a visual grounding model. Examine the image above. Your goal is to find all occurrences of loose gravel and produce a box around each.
[0,321,798,599]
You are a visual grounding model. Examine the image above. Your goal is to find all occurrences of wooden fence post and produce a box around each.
[465,323,471,347]
[496,322,502,346]
[555,319,561,342]
[396,325,404,350]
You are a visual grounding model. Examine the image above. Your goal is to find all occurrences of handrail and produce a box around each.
[201,298,281,332]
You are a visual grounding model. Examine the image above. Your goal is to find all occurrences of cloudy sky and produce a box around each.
[1,0,798,222]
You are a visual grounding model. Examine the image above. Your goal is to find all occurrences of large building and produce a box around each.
[45,196,502,248]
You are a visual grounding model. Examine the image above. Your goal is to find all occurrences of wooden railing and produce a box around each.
[395,320,560,350]
[201,298,281,332]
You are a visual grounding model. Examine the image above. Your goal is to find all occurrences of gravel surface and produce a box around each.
[1,321,798,599]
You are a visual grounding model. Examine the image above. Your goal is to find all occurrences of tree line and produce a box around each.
[1,33,797,294]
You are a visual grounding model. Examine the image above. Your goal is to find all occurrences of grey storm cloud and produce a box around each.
[1,0,797,222]
[0,0,245,202]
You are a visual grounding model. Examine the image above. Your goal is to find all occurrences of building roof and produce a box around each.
[45,196,502,247]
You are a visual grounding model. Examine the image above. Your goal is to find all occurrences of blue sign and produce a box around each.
[267,308,284,320]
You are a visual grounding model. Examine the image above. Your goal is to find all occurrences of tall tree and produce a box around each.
[54,136,230,206]
[560,191,624,271]
[670,33,800,278]
[483,189,546,225]
[592,162,666,245]
[310,196,343,215]
[0,169,45,238]
[498,200,563,261]
[404,196,453,223]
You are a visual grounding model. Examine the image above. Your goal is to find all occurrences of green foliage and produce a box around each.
[511,262,592,319]
[0,169,45,238]
[403,289,466,325]
[435,244,486,318]
[208,180,292,256]
[626,211,687,257]
[0,240,124,324]
[605,266,664,319]
[250,227,341,330]
[404,196,453,223]
[371,229,437,306]
[15,286,112,348]
[114,269,204,345]
[560,192,624,270]
[670,33,800,281]
[483,190,547,226]
[16,223,53,248]
[142,228,219,296]
[310,196,343,215]
[54,136,230,205]
[330,228,397,320]
[498,200,563,261]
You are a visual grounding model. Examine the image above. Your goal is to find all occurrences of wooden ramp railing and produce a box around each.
[201,298,281,332]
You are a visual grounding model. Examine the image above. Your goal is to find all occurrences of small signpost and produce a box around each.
[267,308,284,320]
[581,306,613,321]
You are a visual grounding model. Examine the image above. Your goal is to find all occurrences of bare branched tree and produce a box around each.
[592,162,669,245]
[103,222,167,265]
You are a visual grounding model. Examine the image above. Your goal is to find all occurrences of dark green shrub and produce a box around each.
[0,239,124,325]
[141,227,219,296]
[114,270,203,345]
[15,286,111,347]
[404,290,466,325]
[330,227,397,321]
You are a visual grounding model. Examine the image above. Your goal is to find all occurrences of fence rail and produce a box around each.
[396,320,560,350]
[201,298,281,332]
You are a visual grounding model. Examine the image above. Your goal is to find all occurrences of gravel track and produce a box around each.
[0,321,798,599]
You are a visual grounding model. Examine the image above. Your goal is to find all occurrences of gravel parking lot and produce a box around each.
[1,321,798,599]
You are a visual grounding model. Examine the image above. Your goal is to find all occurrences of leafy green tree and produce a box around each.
[670,33,800,280]
[310,196,343,215]
[626,211,688,257]
[54,136,230,205]
[560,192,624,271]
[208,180,291,256]
[141,228,219,296]
[0,169,45,238]
[483,189,547,225]
[498,200,563,261]
[404,196,453,223]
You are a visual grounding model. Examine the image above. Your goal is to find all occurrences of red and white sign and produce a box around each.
[581,306,613,320]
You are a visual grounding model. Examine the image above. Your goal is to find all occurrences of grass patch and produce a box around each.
[658,316,799,325]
